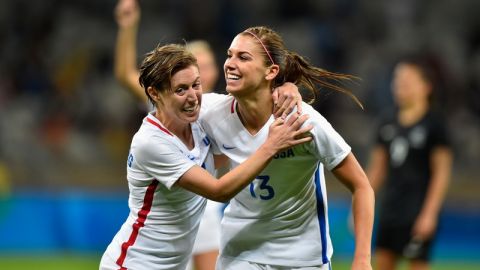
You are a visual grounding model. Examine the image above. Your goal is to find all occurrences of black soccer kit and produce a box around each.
[374,110,451,260]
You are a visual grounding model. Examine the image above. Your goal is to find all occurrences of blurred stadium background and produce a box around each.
[0,0,479,269]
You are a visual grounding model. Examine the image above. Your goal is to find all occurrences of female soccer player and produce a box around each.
[99,44,312,270]
[200,26,375,270]
[367,56,453,270]
[114,1,223,269]
[113,1,302,269]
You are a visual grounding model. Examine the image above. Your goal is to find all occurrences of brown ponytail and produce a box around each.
[281,51,363,108]
[242,26,363,109]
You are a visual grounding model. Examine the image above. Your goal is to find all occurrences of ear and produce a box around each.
[147,86,162,104]
[265,64,280,81]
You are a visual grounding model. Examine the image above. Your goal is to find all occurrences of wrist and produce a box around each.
[353,251,371,263]
[259,141,278,158]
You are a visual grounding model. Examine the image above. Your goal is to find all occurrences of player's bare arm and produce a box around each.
[176,113,312,202]
[114,0,146,101]
[332,153,375,270]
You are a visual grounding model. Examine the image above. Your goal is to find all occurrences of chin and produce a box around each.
[225,85,241,95]
[186,114,200,123]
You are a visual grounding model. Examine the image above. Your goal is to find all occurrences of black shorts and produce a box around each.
[375,222,434,262]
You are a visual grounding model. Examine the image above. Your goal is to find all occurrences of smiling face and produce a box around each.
[152,65,202,125]
[224,34,274,96]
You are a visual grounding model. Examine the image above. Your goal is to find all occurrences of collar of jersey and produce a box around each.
[145,114,174,136]
[230,99,236,114]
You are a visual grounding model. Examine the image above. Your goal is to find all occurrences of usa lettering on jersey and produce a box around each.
[273,148,295,159]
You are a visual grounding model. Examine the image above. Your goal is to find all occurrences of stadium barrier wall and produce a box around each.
[0,191,478,261]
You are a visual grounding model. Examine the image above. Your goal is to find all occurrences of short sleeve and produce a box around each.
[132,135,197,189]
[430,114,451,147]
[305,108,351,171]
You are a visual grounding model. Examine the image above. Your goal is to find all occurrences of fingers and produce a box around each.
[284,112,309,129]
[274,93,302,119]
[289,135,313,146]
[272,87,279,114]
[288,114,313,139]
[274,93,294,119]
[115,0,139,25]
[267,113,312,151]
[271,116,285,127]
[286,125,313,148]
[293,125,313,138]
[284,111,299,126]
[296,93,302,114]
[272,82,303,119]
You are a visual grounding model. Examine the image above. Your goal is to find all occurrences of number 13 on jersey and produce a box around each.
[249,175,275,200]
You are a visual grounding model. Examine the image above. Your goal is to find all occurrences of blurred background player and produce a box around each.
[114,0,222,269]
[367,55,453,270]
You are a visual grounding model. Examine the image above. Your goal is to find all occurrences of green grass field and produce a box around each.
[0,255,479,270]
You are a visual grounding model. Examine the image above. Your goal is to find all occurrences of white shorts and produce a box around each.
[193,200,223,253]
[185,200,224,270]
[216,256,332,270]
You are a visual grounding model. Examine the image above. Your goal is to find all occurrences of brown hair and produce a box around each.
[394,54,443,106]
[139,44,198,105]
[241,26,362,108]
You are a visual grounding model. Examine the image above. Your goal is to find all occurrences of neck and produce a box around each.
[235,87,273,135]
[398,101,429,126]
[155,110,193,149]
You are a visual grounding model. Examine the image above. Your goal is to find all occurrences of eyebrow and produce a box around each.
[172,76,201,89]
[227,48,253,57]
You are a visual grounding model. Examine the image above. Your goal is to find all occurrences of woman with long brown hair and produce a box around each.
[201,26,374,270]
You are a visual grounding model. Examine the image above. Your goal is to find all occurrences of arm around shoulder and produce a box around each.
[176,114,313,202]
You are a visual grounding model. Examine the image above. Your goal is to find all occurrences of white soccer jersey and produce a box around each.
[200,96,351,267]
[193,92,228,255]
[200,92,229,115]
[100,113,215,270]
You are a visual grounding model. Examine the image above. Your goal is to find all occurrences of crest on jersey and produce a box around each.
[203,136,211,146]
[380,124,396,141]
[409,126,426,148]
[127,153,134,167]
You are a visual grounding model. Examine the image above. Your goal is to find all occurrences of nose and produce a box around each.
[224,57,235,71]
[186,87,198,101]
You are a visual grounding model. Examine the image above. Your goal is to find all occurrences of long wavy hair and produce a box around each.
[241,26,363,109]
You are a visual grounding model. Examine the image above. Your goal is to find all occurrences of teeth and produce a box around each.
[227,74,240,80]
[184,105,197,112]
